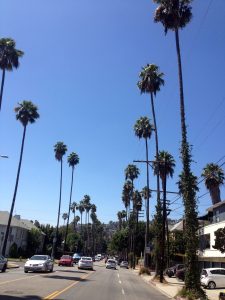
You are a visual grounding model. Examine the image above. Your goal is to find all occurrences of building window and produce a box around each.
[215,210,220,223]
[199,234,210,250]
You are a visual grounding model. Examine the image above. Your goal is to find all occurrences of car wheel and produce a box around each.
[2,264,7,272]
[24,270,28,273]
[208,281,216,289]
[50,266,53,272]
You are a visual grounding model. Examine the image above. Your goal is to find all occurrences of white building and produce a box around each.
[0,211,45,256]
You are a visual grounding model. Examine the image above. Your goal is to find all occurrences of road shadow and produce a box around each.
[42,274,90,281]
[0,296,42,300]
[56,269,88,274]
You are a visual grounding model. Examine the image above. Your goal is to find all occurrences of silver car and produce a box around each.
[78,257,93,270]
[106,259,117,269]
[201,268,225,289]
[0,255,7,272]
[24,255,54,273]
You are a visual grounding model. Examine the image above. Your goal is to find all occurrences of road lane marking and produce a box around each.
[119,280,122,284]
[122,288,125,295]
[43,271,93,299]
[43,291,59,299]
[117,273,120,278]
[0,274,40,285]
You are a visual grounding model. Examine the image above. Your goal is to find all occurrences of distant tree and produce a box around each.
[2,101,39,256]
[62,213,68,226]
[78,201,85,232]
[201,163,225,205]
[122,180,132,219]
[70,201,78,230]
[27,228,42,257]
[0,38,24,111]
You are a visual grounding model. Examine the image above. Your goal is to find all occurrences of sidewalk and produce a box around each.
[7,261,20,269]
[133,268,223,300]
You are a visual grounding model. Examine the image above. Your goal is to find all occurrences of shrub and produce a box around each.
[9,242,18,258]
[139,266,151,275]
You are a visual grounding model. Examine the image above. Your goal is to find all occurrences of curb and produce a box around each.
[7,263,20,269]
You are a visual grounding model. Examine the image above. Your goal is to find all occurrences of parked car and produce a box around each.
[0,255,7,272]
[95,256,101,261]
[106,259,117,270]
[24,255,54,273]
[58,255,73,266]
[73,253,81,264]
[120,261,129,269]
[175,268,186,281]
[165,264,185,277]
[78,257,93,270]
[201,268,225,289]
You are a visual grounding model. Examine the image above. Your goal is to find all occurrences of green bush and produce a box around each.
[9,242,18,258]
[139,266,151,275]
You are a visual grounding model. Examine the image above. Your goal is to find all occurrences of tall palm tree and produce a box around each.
[134,116,153,267]
[122,180,133,220]
[201,163,225,205]
[0,38,24,111]
[64,152,79,251]
[74,215,80,231]
[153,0,201,292]
[2,101,39,256]
[70,201,78,230]
[153,150,175,274]
[137,64,164,274]
[117,211,123,230]
[78,201,85,232]
[52,141,67,258]
[124,164,140,268]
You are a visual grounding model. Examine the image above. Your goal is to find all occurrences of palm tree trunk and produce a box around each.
[0,69,6,111]
[64,166,75,251]
[2,125,27,256]
[210,186,221,205]
[150,91,162,277]
[144,138,150,268]
[73,211,76,231]
[160,169,167,283]
[80,213,83,232]
[52,159,63,259]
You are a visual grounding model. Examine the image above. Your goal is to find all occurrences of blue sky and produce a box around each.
[0,0,225,226]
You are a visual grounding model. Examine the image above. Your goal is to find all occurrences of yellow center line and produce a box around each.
[43,271,93,299]
[0,274,40,285]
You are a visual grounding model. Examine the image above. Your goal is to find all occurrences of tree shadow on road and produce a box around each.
[0,296,42,300]
[55,269,88,274]
[42,274,90,281]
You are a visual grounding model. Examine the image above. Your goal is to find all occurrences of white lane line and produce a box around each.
[119,280,122,284]
[122,289,125,295]
[117,273,120,278]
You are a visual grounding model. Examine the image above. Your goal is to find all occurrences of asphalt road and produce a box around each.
[0,262,169,300]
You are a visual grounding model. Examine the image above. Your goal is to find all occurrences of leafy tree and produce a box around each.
[2,101,39,256]
[64,152,79,250]
[153,0,203,295]
[213,227,225,253]
[27,228,42,257]
[0,38,24,111]
[52,141,67,258]
[9,242,18,258]
[201,163,225,205]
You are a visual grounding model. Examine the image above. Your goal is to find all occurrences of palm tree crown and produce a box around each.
[153,0,192,34]
[153,151,175,182]
[54,142,67,161]
[202,163,225,205]
[137,64,164,96]
[15,101,39,127]
[0,38,24,70]
[125,164,140,182]
[67,152,79,168]
[134,116,154,140]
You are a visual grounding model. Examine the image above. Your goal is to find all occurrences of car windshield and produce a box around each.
[30,255,47,261]
[81,257,92,261]
[61,255,70,259]
[108,260,115,263]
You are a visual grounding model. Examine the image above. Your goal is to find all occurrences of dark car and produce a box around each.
[176,268,186,281]
[0,255,7,272]
[72,253,81,264]
[165,264,185,277]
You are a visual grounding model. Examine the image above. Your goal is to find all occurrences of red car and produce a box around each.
[58,255,73,266]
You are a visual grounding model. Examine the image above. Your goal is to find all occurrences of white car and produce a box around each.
[201,268,225,289]
[106,259,117,269]
[24,255,54,273]
[0,255,7,272]
[78,257,93,270]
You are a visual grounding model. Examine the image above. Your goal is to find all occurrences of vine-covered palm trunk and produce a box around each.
[175,28,200,291]
[150,92,163,279]
[2,125,27,256]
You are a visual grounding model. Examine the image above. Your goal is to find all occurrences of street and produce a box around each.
[0,261,169,300]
